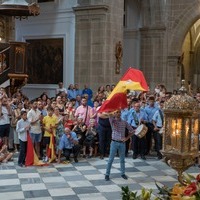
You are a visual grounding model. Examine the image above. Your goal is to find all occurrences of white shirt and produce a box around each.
[27,109,42,134]
[0,106,10,125]
[16,118,30,142]
[56,87,68,95]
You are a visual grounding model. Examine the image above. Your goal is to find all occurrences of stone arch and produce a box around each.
[168,2,200,56]
[165,1,200,90]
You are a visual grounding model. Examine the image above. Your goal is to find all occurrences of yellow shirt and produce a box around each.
[43,115,58,137]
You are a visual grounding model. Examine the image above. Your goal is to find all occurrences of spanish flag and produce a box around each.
[98,67,148,113]
[25,132,47,166]
[47,134,56,163]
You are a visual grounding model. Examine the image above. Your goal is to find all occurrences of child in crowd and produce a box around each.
[16,110,30,167]
[82,119,97,158]
[42,106,58,162]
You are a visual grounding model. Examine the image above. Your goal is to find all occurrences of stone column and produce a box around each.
[73,0,124,90]
[166,56,180,90]
[140,27,166,90]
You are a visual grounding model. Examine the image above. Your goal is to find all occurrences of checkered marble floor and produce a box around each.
[0,153,199,200]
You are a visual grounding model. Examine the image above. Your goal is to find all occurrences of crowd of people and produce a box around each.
[0,82,199,175]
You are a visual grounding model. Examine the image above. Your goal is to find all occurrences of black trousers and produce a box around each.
[63,144,81,160]
[145,123,154,154]
[18,139,27,165]
[153,130,162,155]
[132,134,146,156]
[98,125,112,156]
[125,128,130,155]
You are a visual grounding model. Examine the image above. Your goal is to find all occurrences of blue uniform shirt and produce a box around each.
[121,108,131,122]
[58,131,78,150]
[144,104,158,123]
[152,109,164,128]
[127,109,147,128]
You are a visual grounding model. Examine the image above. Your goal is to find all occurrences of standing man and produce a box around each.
[97,113,112,160]
[56,82,68,96]
[82,84,93,101]
[144,96,158,155]
[75,97,93,126]
[74,83,82,97]
[128,102,147,160]
[0,97,11,146]
[27,100,43,158]
[101,110,134,181]
[152,101,164,160]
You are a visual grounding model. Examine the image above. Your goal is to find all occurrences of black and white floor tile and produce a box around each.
[0,153,198,200]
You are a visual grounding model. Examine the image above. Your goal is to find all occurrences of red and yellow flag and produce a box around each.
[25,132,47,166]
[98,67,148,113]
[47,134,56,163]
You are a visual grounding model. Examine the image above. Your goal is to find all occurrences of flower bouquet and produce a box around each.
[121,173,200,200]
[167,173,200,200]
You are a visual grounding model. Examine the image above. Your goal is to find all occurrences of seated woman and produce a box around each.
[72,116,87,146]
[0,138,14,163]
[82,119,97,158]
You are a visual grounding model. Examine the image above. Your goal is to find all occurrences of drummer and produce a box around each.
[152,100,164,160]
[128,102,148,160]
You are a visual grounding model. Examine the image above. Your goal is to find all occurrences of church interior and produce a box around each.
[0,1,199,200]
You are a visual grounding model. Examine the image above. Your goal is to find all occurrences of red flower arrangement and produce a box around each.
[121,173,200,200]
[169,173,200,200]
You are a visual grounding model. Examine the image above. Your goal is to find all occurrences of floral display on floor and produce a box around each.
[121,173,200,200]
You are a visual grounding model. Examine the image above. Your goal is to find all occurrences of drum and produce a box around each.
[158,127,164,134]
[134,124,148,138]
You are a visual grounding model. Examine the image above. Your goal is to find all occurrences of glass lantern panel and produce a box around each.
[164,116,182,152]
[170,117,182,152]
[183,118,190,153]
[164,116,172,151]
[191,118,199,152]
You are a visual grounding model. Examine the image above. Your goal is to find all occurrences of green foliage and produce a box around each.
[121,186,153,200]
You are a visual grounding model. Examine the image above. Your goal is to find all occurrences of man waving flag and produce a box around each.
[98,67,148,113]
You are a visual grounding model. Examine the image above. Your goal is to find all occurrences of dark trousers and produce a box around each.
[145,123,154,154]
[153,130,162,156]
[18,139,27,165]
[98,125,112,156]
[132,134,146,156]
[125,128,130,156]
[63,144,81,160]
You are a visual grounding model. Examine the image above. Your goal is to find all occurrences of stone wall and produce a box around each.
[129,0,200,91]
[74,0,124,90]
[165,0,200,91]
[16,0,77,98]
[139,0,166,90]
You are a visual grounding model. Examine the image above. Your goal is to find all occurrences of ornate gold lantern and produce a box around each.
[162,82,199,185]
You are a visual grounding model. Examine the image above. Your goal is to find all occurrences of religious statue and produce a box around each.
[115,41,123,74]
[177,52,185,81]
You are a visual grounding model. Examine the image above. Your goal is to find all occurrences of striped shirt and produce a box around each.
[109,116,134,141]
